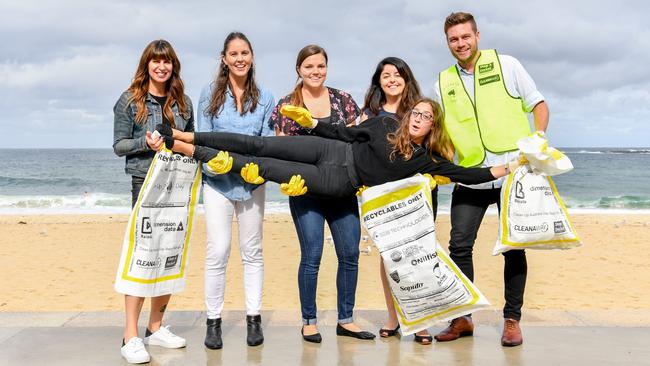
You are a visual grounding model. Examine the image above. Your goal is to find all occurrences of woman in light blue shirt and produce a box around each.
[198,32,274,350]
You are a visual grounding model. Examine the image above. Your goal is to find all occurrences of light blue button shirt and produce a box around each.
[197,83,274,201]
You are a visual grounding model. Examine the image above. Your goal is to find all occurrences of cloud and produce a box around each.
[548,83,650,147]
[1,0,649,148]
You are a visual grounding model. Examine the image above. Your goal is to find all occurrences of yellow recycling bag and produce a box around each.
[114,148,201,297]
[361,175,489,335]
[494,165,581,255]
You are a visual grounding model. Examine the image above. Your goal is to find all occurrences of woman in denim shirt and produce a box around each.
[112,39,194,364]
[269,45,375,343]
[199,32,274,350]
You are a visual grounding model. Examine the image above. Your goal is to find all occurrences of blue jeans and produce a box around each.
[289,195,360,324]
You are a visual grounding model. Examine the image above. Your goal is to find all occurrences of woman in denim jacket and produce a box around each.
[269,44,375,343]
[198,32,274,350]
[112,39,194,364]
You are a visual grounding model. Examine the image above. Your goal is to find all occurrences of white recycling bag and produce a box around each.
[494,165,581,255]
[517,132,573,176]
[115,148,201,297]
[360,176,489,335]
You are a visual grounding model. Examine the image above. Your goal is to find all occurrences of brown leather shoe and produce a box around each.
[434,316,474,342]
[501,318,523,347]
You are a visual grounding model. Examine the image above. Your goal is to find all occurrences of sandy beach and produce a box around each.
[3,213,650,322]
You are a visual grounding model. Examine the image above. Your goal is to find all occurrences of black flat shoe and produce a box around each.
[205,318,223,349]
[301,326,322,343]
[413,333,433,345]
[246,315,264,347]
[379,324,400,338]
[336,324,376,340]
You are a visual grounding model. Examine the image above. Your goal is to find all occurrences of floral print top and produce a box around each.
[269,87,360,136]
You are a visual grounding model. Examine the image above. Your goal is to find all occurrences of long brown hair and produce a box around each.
[289,44,328,107]
[205,32,260,117]
[387,98,454,162]
[362,57,421,119]
[127,39,189,127]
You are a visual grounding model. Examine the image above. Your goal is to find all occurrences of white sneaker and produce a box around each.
[121,337,150,364]
[144,325,186,348]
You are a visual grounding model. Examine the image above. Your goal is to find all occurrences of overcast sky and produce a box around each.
[2,0,649,148]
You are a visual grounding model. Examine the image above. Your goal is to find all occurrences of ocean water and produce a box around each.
[1,148,649,214]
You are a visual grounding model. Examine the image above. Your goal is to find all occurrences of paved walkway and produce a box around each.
[1,310,649,365]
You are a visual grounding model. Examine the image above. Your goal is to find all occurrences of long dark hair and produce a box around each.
[127,39,189,127]
[362,57,421,119]
[289,44,328,107]
[205,32,260,117]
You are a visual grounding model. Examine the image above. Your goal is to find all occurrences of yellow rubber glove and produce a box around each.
[434,175,451,185]
[505,152,530,174]
[280,105,317,129]
[206,151,233,174]
[280,175,308,196]
[519,152,529,166]
[356,185,369,196]
[422,174,438,190]
[240,162,265,184]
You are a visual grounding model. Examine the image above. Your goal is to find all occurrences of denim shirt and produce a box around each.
[113,91,194,177]
[197,83,274,201]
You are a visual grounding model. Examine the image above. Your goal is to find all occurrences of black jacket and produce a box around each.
[312,116,495,187]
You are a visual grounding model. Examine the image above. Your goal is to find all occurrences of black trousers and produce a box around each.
[193,132,358,198]
[131,176,145,208]
[449,185,527,321]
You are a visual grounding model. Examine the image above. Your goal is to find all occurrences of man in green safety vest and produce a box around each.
[433,12,550,347]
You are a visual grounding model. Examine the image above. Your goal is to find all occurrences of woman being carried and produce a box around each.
[157,98,519,198]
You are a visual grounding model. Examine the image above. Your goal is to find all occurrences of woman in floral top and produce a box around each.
[272,87,358,135]
[269,44,375,342]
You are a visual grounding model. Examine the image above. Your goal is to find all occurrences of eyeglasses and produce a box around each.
[410,109,434,122]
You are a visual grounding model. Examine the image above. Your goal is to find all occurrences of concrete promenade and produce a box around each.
[1,310,649,365]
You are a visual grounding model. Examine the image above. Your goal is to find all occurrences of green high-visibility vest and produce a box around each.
[439,49,531,167]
